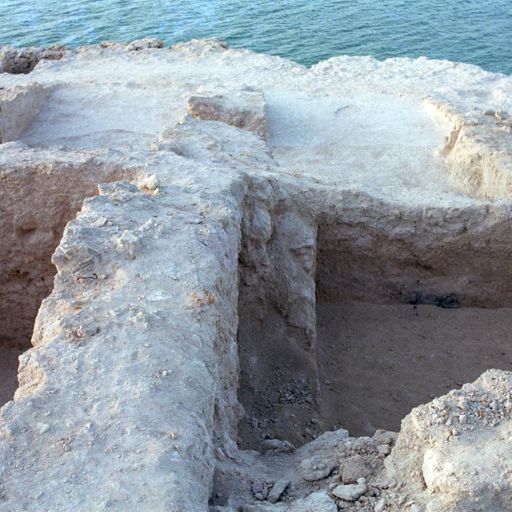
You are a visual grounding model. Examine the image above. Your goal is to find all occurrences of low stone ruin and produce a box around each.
[1,39,512,511]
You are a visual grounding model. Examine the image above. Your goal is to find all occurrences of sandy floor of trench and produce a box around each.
[317,303,512,436]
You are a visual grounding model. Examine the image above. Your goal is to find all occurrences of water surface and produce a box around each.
[0,0,511,74]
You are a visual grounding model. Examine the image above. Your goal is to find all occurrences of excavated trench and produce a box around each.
[236,202,512,447]
[0,157,129,407]
[0,171,78,406]
[0,168,105,406]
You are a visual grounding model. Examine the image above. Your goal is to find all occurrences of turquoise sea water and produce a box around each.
[0,0,511,75]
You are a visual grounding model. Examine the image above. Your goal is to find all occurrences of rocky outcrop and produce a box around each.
[1,40,512,511]
[0,45,66,74]
[388,370,512,511]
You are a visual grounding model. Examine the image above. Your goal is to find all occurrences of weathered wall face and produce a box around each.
[0,84,50,142]
[237,178,319,448]
[315,198,512,308]
[425,99,512,200]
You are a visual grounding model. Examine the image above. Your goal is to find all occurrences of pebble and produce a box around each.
[377,444,391,457]
[300,457,337,481]
[374,498,386,512]
[261,439,296,453]
[267,479,290,503]
[331,482,367,502]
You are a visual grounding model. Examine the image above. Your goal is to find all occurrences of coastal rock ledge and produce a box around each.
[1,39,512,512]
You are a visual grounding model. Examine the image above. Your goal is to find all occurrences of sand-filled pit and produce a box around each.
[237,266,512,446]
[316,302,512,436]
[236,186,512,450]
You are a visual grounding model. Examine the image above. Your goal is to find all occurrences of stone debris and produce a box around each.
[171,38,229,52]
[97,38,164,51]
[300,458,337,481]
[340,454,373,483]
[252,480,274,501]
[242,491,337,512]
[376,444,391,457]
[261,439,296,454]
[287,491,337,511]
[387,369,512,511]
[126,38,164,51]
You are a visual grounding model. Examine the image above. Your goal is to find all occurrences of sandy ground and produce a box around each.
[267,91,456,201]
[20,83,186,151]
[0,347,22,407]
[317,303,512,436]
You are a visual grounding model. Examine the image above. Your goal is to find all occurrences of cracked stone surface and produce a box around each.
[1,39,512,511]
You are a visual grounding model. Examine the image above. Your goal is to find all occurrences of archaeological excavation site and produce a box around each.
[2,39,512,512]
